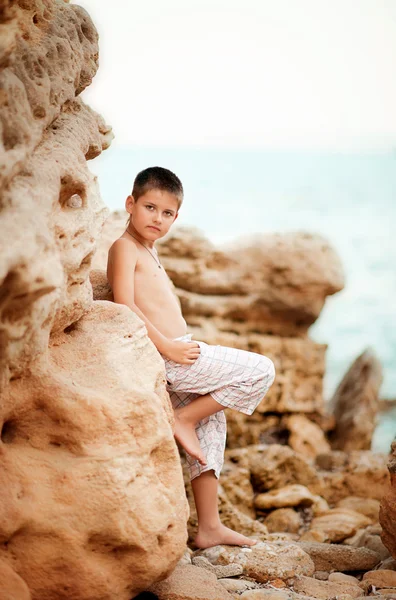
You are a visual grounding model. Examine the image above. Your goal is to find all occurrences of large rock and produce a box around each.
[0,303,188,599]
[0,96,111,391]
[314,450,390,504]
[249,445,321,494]
[380,441,396,559]
[0,560,31,600]
[297,541,381,572]
[329,349,383,451]
[194,541,315,583]
[0,0,100,191]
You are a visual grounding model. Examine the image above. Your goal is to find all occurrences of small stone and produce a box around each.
[313,571,329,581]
[192,555,244,578]
[218,578,260,593]
[293,574,362,599]
[300,530,327,543]
[264,508,301,534]
[149,564,233,599]
[240,590,290,600]
[328,572,360,584]
[255,484,317,510]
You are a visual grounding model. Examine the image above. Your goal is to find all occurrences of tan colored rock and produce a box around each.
[293,575,362,599]
[329,349,383,451]
[362,570,396,589]
[309,508,371,542]
[380,441,396,559]
[344,529,390,562]
[220,456,256,518]
[336,497,381,522]
[149,564,233,599]
[195,541,315,583]
[315,451,390,504]
[0,303,188,599]
[0,560,31,600]
[328,572,360,584]
[300,531,327,543]
[191,555,244,578]
[249,445,321,494]
[0,97,110,389]
[0,0,102,192]
[255,485,318,511]
[240,591,291,600]
[264,508,301,534]
[281,415,331,458]
[298,541,381,572]
[218,578,260,593]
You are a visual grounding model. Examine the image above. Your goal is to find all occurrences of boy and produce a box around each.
[107,167,275,549]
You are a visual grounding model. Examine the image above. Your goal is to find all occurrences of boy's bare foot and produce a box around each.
[194,523,257,549]
[174,411,207,466]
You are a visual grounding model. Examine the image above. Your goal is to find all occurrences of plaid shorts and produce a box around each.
[162,334,275,480]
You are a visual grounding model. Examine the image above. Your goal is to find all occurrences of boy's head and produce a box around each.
[125,167,183,240]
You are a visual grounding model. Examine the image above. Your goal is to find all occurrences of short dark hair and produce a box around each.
[132,166,183,208]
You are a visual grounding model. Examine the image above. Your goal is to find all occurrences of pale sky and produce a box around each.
[79,0,396,150]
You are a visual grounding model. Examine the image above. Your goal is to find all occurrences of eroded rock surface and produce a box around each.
[380,441,396,559]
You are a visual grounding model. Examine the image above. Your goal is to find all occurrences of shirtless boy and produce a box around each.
[107,166,275,549]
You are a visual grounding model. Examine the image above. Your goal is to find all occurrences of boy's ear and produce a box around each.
[174,212,179,221]
[125,194,134,212]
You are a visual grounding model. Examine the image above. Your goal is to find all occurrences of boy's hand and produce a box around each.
[164,340,201,364]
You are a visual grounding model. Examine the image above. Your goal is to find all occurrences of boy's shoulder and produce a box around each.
[108,237,140,263]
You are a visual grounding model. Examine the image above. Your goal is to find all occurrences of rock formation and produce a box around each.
[0,2,188,599]
[380,441,396,558]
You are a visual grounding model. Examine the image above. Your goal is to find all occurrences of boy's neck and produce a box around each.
[126,223,155,248]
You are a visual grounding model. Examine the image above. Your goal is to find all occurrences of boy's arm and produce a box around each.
[108,239,171,354]
[108,240,200,364]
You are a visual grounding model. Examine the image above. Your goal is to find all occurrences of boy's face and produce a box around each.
[126,189,179,241]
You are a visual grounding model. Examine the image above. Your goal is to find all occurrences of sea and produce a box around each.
[90,145,396,453]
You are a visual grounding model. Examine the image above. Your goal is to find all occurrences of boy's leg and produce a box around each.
[166,341,275,463]
[192,471,255,548]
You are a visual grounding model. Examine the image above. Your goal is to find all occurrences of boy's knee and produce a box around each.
[261,357,276,390]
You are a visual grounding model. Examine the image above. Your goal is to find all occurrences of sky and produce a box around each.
[79,0,396,151]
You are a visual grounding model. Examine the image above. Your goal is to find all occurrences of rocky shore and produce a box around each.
[93,215,396,600]
[1,2,395,599]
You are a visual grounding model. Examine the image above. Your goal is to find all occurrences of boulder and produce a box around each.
[380,441,396,559]
[329,349,383,451]
[254,484,320,511]
[0,303,188,599]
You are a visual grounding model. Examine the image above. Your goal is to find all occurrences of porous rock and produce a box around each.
[194,541,315,583]
[0,0,102,191]
[249,445,321,494]
[0,303,188,599]
[362,570,396,589]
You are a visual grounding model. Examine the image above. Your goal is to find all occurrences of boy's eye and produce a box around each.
[146,205,154,210]
[164,212,173,217]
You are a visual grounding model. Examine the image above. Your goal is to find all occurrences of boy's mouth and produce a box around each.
[147,226,161,231]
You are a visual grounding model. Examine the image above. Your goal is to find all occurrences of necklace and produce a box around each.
[125,228,162,269]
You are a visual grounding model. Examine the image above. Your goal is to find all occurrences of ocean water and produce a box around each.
[91,146,396,452]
